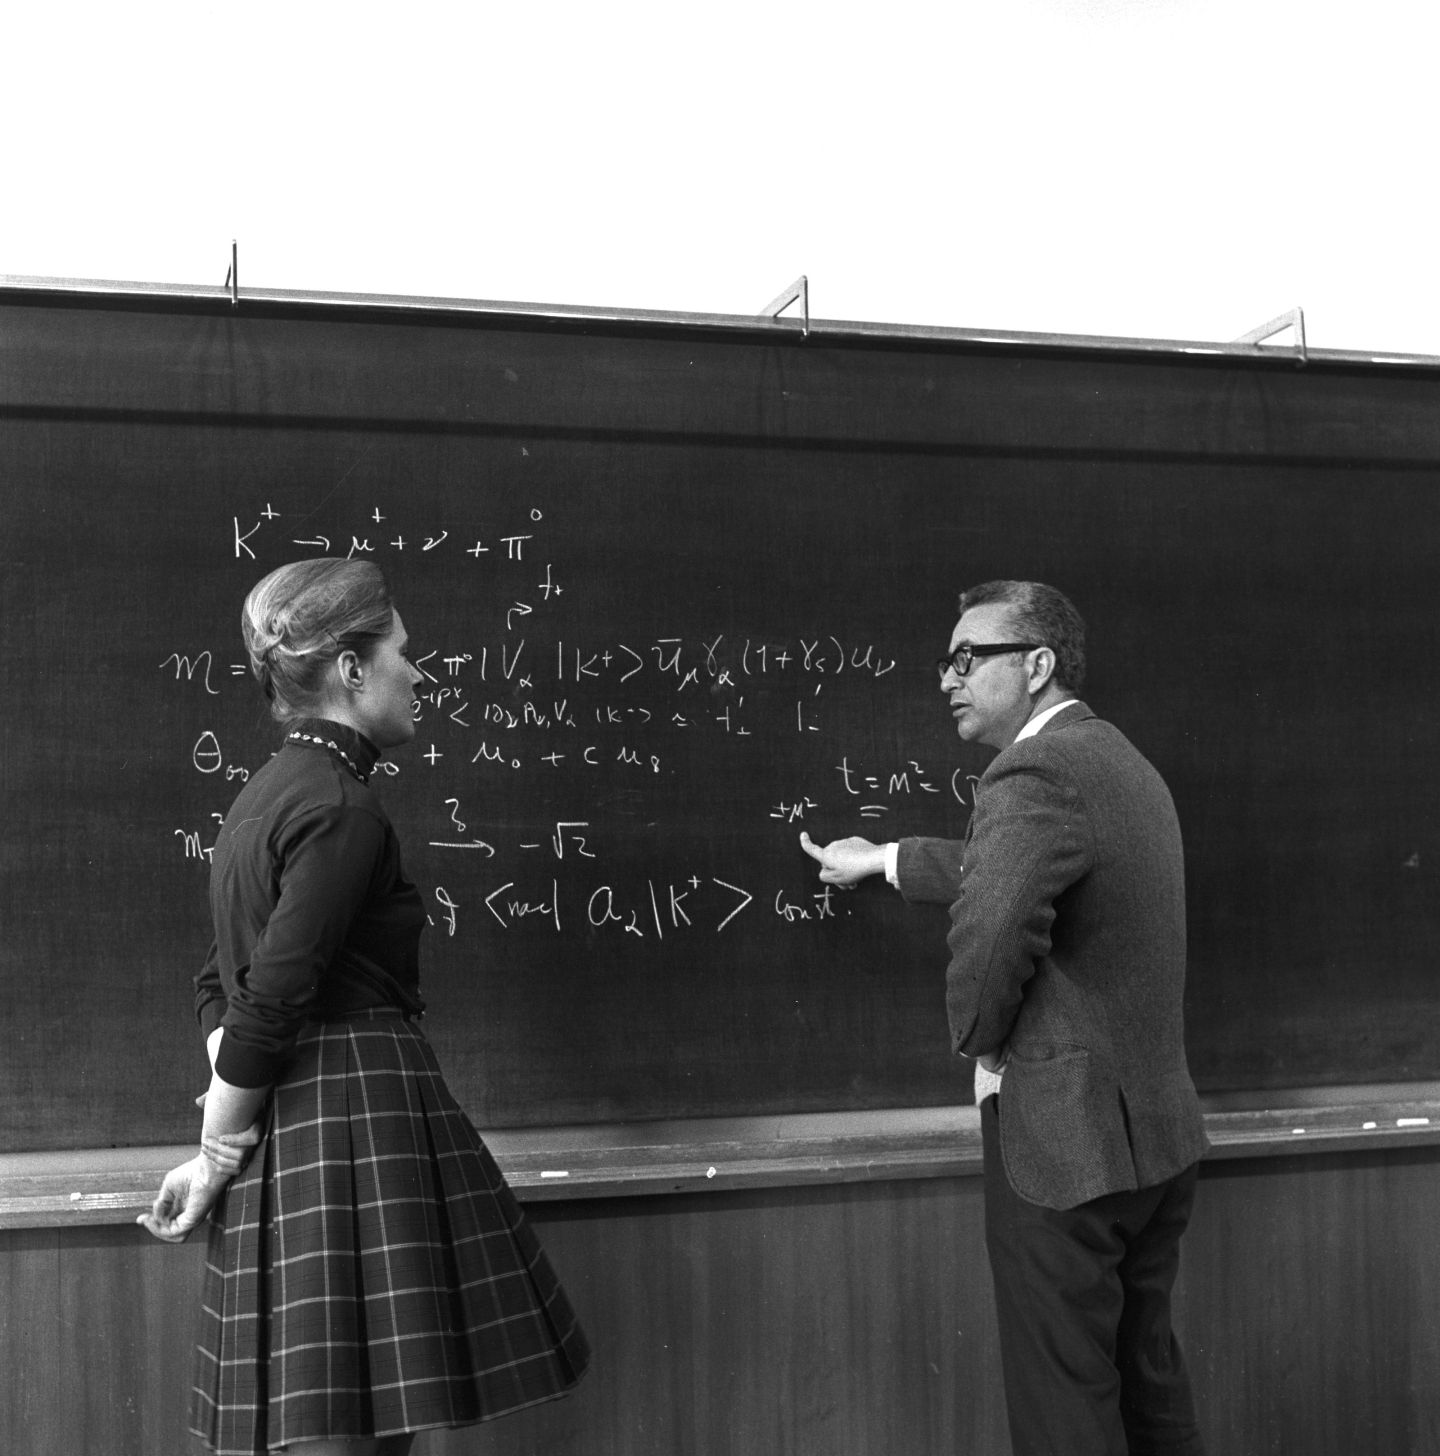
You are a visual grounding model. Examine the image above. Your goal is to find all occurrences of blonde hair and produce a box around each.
[242,559,395,721]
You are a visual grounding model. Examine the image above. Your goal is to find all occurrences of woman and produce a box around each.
[140,558,590,1456]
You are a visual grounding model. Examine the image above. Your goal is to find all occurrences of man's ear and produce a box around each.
[1027,646,1056,694]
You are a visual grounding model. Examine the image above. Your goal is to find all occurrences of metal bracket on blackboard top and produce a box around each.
[760,274,809,337]
[222,240,239,310]
[1234,306,1307,365]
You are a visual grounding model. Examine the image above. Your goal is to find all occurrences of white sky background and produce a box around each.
[5,0,1438,354]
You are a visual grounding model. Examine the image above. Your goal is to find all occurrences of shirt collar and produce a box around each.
[1015,698,1081,743]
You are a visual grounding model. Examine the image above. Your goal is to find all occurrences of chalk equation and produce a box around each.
[231,501,568,650]
[157,496,968,935]
[426,874,841,940]
[165,630,900,753]
[233,503,549,569]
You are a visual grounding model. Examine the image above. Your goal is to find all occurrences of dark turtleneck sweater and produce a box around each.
[194,717,426,1088]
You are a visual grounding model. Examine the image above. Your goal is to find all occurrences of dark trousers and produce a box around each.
[981,1096,1206,1456]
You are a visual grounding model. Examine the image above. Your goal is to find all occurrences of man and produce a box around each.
[801,580,1208,1456]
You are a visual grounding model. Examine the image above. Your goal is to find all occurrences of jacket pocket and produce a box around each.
[998,1045,1138,1210]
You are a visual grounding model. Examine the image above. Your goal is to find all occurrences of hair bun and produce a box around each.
[240,558,393,722]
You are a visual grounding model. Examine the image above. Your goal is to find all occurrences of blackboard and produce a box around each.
[4,285,1440,1154]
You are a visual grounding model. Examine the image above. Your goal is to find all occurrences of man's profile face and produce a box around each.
[940,603,1038,751]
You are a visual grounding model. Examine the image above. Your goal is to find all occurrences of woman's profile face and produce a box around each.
[353,610,423,750]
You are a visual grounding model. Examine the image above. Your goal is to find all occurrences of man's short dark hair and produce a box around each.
[957,580,1087,693]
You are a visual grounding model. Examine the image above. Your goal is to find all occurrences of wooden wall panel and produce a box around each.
[3,1148,1439,1455]
[433,1179,1007,1456]
[0,1227,203,1456]
[0,1230,64,1455]
[1180,1148,1440,1456]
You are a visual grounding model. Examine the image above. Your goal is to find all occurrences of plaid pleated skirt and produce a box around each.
[190,1010,590,1455]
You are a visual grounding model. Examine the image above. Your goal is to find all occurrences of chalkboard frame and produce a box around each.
[5,275,1440,1160]
[5,1085,1440,1228]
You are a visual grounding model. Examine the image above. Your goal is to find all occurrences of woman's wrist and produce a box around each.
[199,1123,262,1177]
[198,1140,241,1179]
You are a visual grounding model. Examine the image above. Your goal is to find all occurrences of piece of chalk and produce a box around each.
[706,1166,717,1178]
[1363,1121,1378,1130]
[69,1191,82,1201]
[1291,1128,1305,1136]
[539,1170,569,1178]
[1397,1117,1431,1127]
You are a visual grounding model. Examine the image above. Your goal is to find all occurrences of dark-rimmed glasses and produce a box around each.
[936,643,1038,680]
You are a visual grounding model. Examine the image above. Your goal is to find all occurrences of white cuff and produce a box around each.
[884,841,900,888]
[975,1060,1005,1104]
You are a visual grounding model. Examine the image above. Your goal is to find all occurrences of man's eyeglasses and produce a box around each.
[936,643,1038,680]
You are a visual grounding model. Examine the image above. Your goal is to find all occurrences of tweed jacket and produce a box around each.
[896,702,1208,1211]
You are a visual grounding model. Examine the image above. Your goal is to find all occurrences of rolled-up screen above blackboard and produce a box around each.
[3,286,1439,1153]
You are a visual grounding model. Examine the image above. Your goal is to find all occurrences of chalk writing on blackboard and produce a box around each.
[156,494,945,974]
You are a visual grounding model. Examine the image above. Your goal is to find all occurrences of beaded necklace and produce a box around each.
[286,729,371,784]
